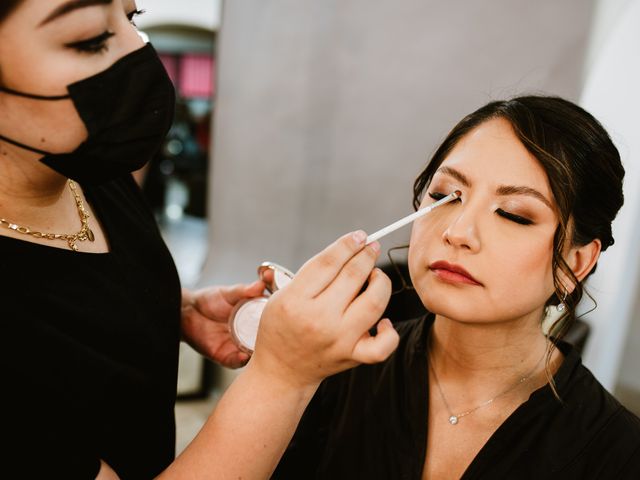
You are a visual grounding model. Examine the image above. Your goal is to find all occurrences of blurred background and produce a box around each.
[135,0,640,452]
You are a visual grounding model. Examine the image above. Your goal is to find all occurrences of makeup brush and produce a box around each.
[366,190,461,244]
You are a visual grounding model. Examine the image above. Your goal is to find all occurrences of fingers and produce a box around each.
[222,351,250,369]
[321,241,381,309]
[291,231,368,297]
[343,268,392,337]
[351,318,399,364]
[212,339,251,368]
[219,280,266,306]
[244,279,267,298]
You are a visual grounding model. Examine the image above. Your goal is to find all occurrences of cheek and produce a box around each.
[408,218,438,278]
[0,45,89,152]
[1,99,88,153]
[39,102,88,151]
[486,235,556,308]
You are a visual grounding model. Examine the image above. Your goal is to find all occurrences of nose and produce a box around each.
[441,208,481,252]
[114,7,146,57]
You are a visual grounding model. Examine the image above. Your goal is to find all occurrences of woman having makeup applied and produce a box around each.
[0,1,400,478]
[274,96,640,479]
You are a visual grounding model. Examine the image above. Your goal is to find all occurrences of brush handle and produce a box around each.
[366,190,460,244]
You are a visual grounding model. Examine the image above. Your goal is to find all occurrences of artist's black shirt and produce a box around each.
[2,176,182,479]
[274,314,640,479]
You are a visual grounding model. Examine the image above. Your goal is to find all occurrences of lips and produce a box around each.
[429,260,482,286]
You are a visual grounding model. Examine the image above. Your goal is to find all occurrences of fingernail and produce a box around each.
[369,241,380,253]
[352,230,367,245]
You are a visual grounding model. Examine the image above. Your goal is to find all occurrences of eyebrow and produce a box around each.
[39,0,112,27]
[435,166,553,210]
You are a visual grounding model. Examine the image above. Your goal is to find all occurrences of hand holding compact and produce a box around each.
[181,281,266,368]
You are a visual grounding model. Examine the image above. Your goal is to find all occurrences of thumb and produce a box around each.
[351,318,399,364]
[220,280,265,305]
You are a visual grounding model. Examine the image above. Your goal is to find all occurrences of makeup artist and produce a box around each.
[0,1,399,479]
[274,96,640,479]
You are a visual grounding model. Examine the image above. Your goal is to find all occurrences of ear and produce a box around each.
[564,239,602,291]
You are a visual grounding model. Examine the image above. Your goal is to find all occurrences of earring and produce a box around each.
[542,290,568,336]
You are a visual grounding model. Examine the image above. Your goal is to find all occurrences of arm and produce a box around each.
[96,369,316,480]
[158,231,399,479]
[160,363,319,479]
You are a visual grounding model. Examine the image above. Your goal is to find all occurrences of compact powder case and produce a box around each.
[228,297,268,354]
[258,261,295,293]
[228,262,295,353]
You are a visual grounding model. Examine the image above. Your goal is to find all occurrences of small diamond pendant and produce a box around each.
[448,415,459,425]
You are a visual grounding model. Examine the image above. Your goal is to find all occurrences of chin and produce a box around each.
[417,286,484,323]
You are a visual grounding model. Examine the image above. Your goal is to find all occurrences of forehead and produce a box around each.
[438,117,552,195]
[2,0,133,25]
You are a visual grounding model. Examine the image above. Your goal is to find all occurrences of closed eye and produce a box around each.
[429,192,532,225]
[428,191,461,203]
[496,209,533,225]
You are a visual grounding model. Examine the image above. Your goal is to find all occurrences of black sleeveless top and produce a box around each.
[274,314,640,479]
[2,175,182,479]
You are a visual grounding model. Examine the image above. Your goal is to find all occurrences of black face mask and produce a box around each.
[0,43,176,185]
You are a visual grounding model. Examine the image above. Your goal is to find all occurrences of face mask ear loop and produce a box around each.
[0,133,51,156]
[0,85,70,101]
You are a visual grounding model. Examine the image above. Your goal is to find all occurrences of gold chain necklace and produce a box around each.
[0,179,95,252]
[428,337,544,426]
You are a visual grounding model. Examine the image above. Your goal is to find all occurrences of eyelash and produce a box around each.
[427,192,534,226]
[64,10,146,54]
[127,9,146,26]
[66,30,115,54]
[428,192,461,203]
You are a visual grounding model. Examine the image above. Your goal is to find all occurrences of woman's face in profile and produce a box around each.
[0,0,143,155]
[408,117,560,325]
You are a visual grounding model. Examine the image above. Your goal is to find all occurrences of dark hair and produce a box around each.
[0,0,23,87]
[0,0,22,23]
[413,95,624,393]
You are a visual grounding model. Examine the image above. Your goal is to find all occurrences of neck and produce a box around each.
[0,143,77,230]
[0,143,67,201]
[429,311,551,391]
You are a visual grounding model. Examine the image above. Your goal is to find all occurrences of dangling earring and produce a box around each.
[542,290,568,336]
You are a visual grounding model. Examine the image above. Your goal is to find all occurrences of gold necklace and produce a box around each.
[428,337,544,426]
[0,179,95,252]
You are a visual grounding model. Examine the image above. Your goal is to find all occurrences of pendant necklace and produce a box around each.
[0,179,95,252]
[428,336,545,426]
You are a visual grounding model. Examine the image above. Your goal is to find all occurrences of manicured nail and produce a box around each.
[369,241,380,253]
[378,318,391,328]
[352,230,367,245]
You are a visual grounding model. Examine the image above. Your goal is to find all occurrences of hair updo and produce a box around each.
[0,0,22,23]
[413,95,625,354]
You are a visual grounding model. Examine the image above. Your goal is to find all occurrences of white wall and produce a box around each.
[580,0,640,391]
[136,0,222,31]
[203,0,594,295]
